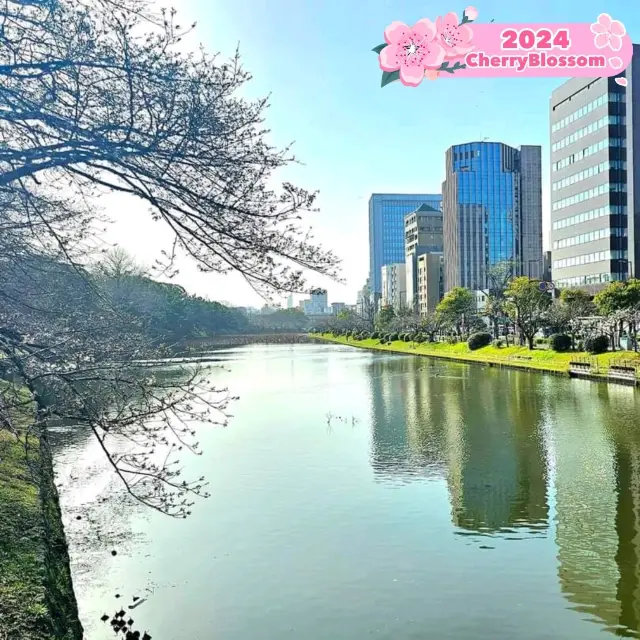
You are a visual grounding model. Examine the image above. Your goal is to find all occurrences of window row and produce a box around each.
[552,115,625,152]
[552,227,626,250]
[553,249,626,269]
[552,205,627,230]
[552,160,626,191]
[552,137,625,172]
[552,183,626,211]
[554,272,621,287]
[551,92,625,133]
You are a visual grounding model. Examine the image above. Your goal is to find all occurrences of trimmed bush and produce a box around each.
[550,333,572,353]
[584,335,609,354]
[371,331,380,339]
[468,331,492,351]
[388,333,399,341]
[492,338,504,348]
[535,337,548,345]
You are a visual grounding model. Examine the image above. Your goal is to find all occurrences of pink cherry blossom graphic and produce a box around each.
[610,57,623,69]
[590,13,626,52]
[464,6,478,21]
[379,19,445,87]
[435,12,475,57]
[615,77,628,87]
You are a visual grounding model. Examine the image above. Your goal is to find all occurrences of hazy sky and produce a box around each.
[104,0,639,307]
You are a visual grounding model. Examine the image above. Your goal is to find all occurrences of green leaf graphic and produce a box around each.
[372,43,387,54]
[381,70,400,87]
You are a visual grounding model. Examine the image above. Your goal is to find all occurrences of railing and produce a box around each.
[608,358,638,383]
[569,357,597,375]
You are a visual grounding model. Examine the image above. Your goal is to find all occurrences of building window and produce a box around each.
[552,183,626,211]
[551,115,625,152]
[551,92,624,133]
[553,137,625,172]
[553,249,626,269]
[552,160,626,191]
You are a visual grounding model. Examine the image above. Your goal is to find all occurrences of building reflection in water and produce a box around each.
[367,356,549,535]
[366,352,640,637]
[552,381,640,638]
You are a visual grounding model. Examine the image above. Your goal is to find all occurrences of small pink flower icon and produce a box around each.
[610,57,623,69]
[464,6,478,21]
[436,12,475,57]
[379,20,445,87]
[590,13,626,51]
[615,77,628,87]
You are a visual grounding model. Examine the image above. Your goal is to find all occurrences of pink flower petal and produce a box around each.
[457,24,474,44]
[590,22,606,34]
[441,12,459,28]
[465,6,478,21]
[425,69,440,80]
[379,44,401,71]
[399,64,425,87]
[384,22,411,45]
[610,56,623,69]
[597,13,613,30]
[610,19,626,36]
[424,42,446,67]
[615,77,628,87]
[594,32,609,49]
[413,18,437,41]
[609,33,623,51]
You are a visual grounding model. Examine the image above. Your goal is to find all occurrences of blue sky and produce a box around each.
[108,0,639,306]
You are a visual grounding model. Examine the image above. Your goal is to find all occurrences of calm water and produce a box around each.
[51,343,640,639]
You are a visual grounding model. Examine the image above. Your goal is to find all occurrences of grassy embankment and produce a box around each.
[316,333,640,377]
[0,386,82,640]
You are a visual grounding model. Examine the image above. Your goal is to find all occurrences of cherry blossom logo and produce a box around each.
[373,6,477,87]
[590,13,626,51]
[589,14,628,87]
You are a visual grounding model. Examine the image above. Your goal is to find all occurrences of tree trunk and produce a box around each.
[527,334,534,350]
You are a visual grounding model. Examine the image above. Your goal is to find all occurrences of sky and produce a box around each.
[104,0,640,307]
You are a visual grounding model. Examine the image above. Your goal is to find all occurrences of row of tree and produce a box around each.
[328,263,640,352]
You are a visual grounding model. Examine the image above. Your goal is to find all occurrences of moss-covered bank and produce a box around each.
[0,393,83,640]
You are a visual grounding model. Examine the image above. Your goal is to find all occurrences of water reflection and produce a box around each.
[367,354,640,637]
[368,356,549,536]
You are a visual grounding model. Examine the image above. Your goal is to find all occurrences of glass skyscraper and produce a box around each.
[368,193,442,295]
[442,142,543,292]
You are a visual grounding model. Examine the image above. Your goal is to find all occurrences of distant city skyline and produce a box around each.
[102,0,640,307]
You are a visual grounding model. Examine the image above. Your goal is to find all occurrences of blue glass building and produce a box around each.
[369,193,442,295]
[442,142,543,292]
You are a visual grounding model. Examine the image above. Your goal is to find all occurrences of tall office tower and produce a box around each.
[550,47,639,292]
[369,193,442,296]
[404,204,444,309]
[442,142,543,292]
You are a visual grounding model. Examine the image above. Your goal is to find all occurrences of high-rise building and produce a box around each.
[442,142,543,292]
[369,193,442,296]
[302,288,328,315]
[416,252,444,315]
[380,263,406,310]
[404,204,444,309]
[550,47,639,292]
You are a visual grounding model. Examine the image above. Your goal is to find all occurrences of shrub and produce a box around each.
[550,333,572,353]
[535,337,548,346]
[371,331,380,339]
[492,338,504,348]
[468,332,492,351]
[576,340,584,352]
[584,335,609,354]
[388,333,399,341]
